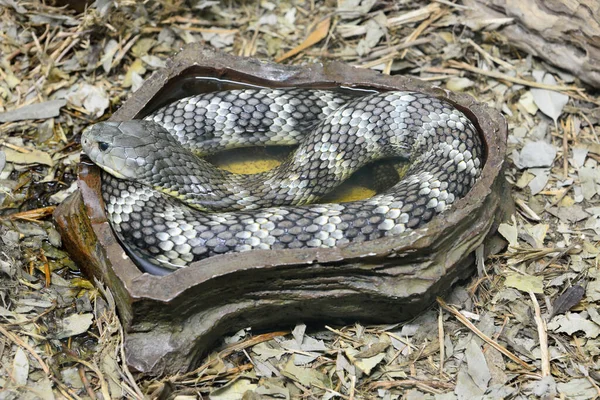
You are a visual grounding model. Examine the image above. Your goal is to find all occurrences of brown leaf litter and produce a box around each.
[0,0,599,399]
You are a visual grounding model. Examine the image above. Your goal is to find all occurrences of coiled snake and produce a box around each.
[81,88,483,275]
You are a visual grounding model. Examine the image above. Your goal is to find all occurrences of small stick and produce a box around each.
[0,324,83,399]
[40,248,51,287]
[437,298,535,371]
[529,291,551,376]
[400,8,445,59]
[562,117,570,178]
[7,206,56,221]
[448,61,580,92]
[578,111,599,143]
[438,307,445,376]
[78,366,98,400]
[465,38,514,70]
[349,375,356,400]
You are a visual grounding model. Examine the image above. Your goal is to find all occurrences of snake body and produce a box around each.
[81,88,483,274]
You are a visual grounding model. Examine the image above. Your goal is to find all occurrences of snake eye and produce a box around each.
[98,142,109,152]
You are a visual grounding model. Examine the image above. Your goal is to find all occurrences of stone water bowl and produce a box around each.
[54,43,510,375]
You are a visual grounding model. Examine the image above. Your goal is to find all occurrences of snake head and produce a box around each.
[81,120,172,180]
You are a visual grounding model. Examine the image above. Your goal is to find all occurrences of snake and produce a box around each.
[81,88,483,275]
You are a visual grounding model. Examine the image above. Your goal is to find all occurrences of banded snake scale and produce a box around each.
[81,88,483,274]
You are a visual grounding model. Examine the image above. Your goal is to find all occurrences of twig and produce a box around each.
[369,379,452,393]
[529,292,550,377]
[578,111,599,143]
[363,37,431,61]
[178,330,289,380]
[2,303,57,327]
[0,324,83,400]
[400,7,445,59]
[437,298,535,371]
[448,61,580,92]
[356,38,430,68]
[515,198,541,221]
[349,374,356,400]
[7,206,56,221]
[432,0,469,9]
[325,325,360,342]
[438,308,445,376]
[78,366,98,400]
[562,117,570,178]
[40,248,51,287]
[465,38,513,70]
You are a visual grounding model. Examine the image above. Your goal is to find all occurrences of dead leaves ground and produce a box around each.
[0,1,599,399]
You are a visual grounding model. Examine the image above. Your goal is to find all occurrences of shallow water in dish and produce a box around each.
[140,75,389,204]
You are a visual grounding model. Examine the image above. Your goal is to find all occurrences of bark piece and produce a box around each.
[464,0,600,88]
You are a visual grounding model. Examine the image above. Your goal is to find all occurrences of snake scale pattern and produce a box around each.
[82,88,483,274]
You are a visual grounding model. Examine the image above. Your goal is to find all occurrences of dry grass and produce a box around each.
[0,1,599,399]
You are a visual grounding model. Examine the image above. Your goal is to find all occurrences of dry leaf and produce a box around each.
[209,377,257,400]
[548,312,600,338]
[276,17,331,62]
[12,347,29,386]
[550,285,585,318]
[504,274,544,294]
[3,147,54,167]
[54,313,94,339]
[497,221,518,248]
[530,71,569,123]
[0,99,66,122]
[465,340,491,391]
[281,355,328,387]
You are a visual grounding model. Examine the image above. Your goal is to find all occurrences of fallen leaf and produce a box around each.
[354,352,385,375]
[54,313,94,339]
[504,274,544,294]
[571,146,588,168]
[550,285,585,318]
[454,367,485,399]
[548,312,600,338]
[200,31,235,49]
[355,342,389,358]
[518,91,538,115]
[281,355,328,387]
[528,168,550,195]
[141,54,166,69]
[497,221,518,248]
[66,83,109,118]
[101,39,119,73]
[12,347,29,386]
[0,99,66,122]
[578,166,600,200]
[27,376,55,400]
[515,141,556,169]
[530,71,569,123]
[252,342,285,361]
[209,377,257,400]
[337,0,378,19]
[0,150,7,174]
[586,268,600,301]
[465,340,491,391]
[276,17,331,62]
[529,376,557,398]
[3,147,54,167]
[122,59,147,88]
[255,380,290,399]
[446,77,474,92]
[356,16,386,56]
[557,378,597,400]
